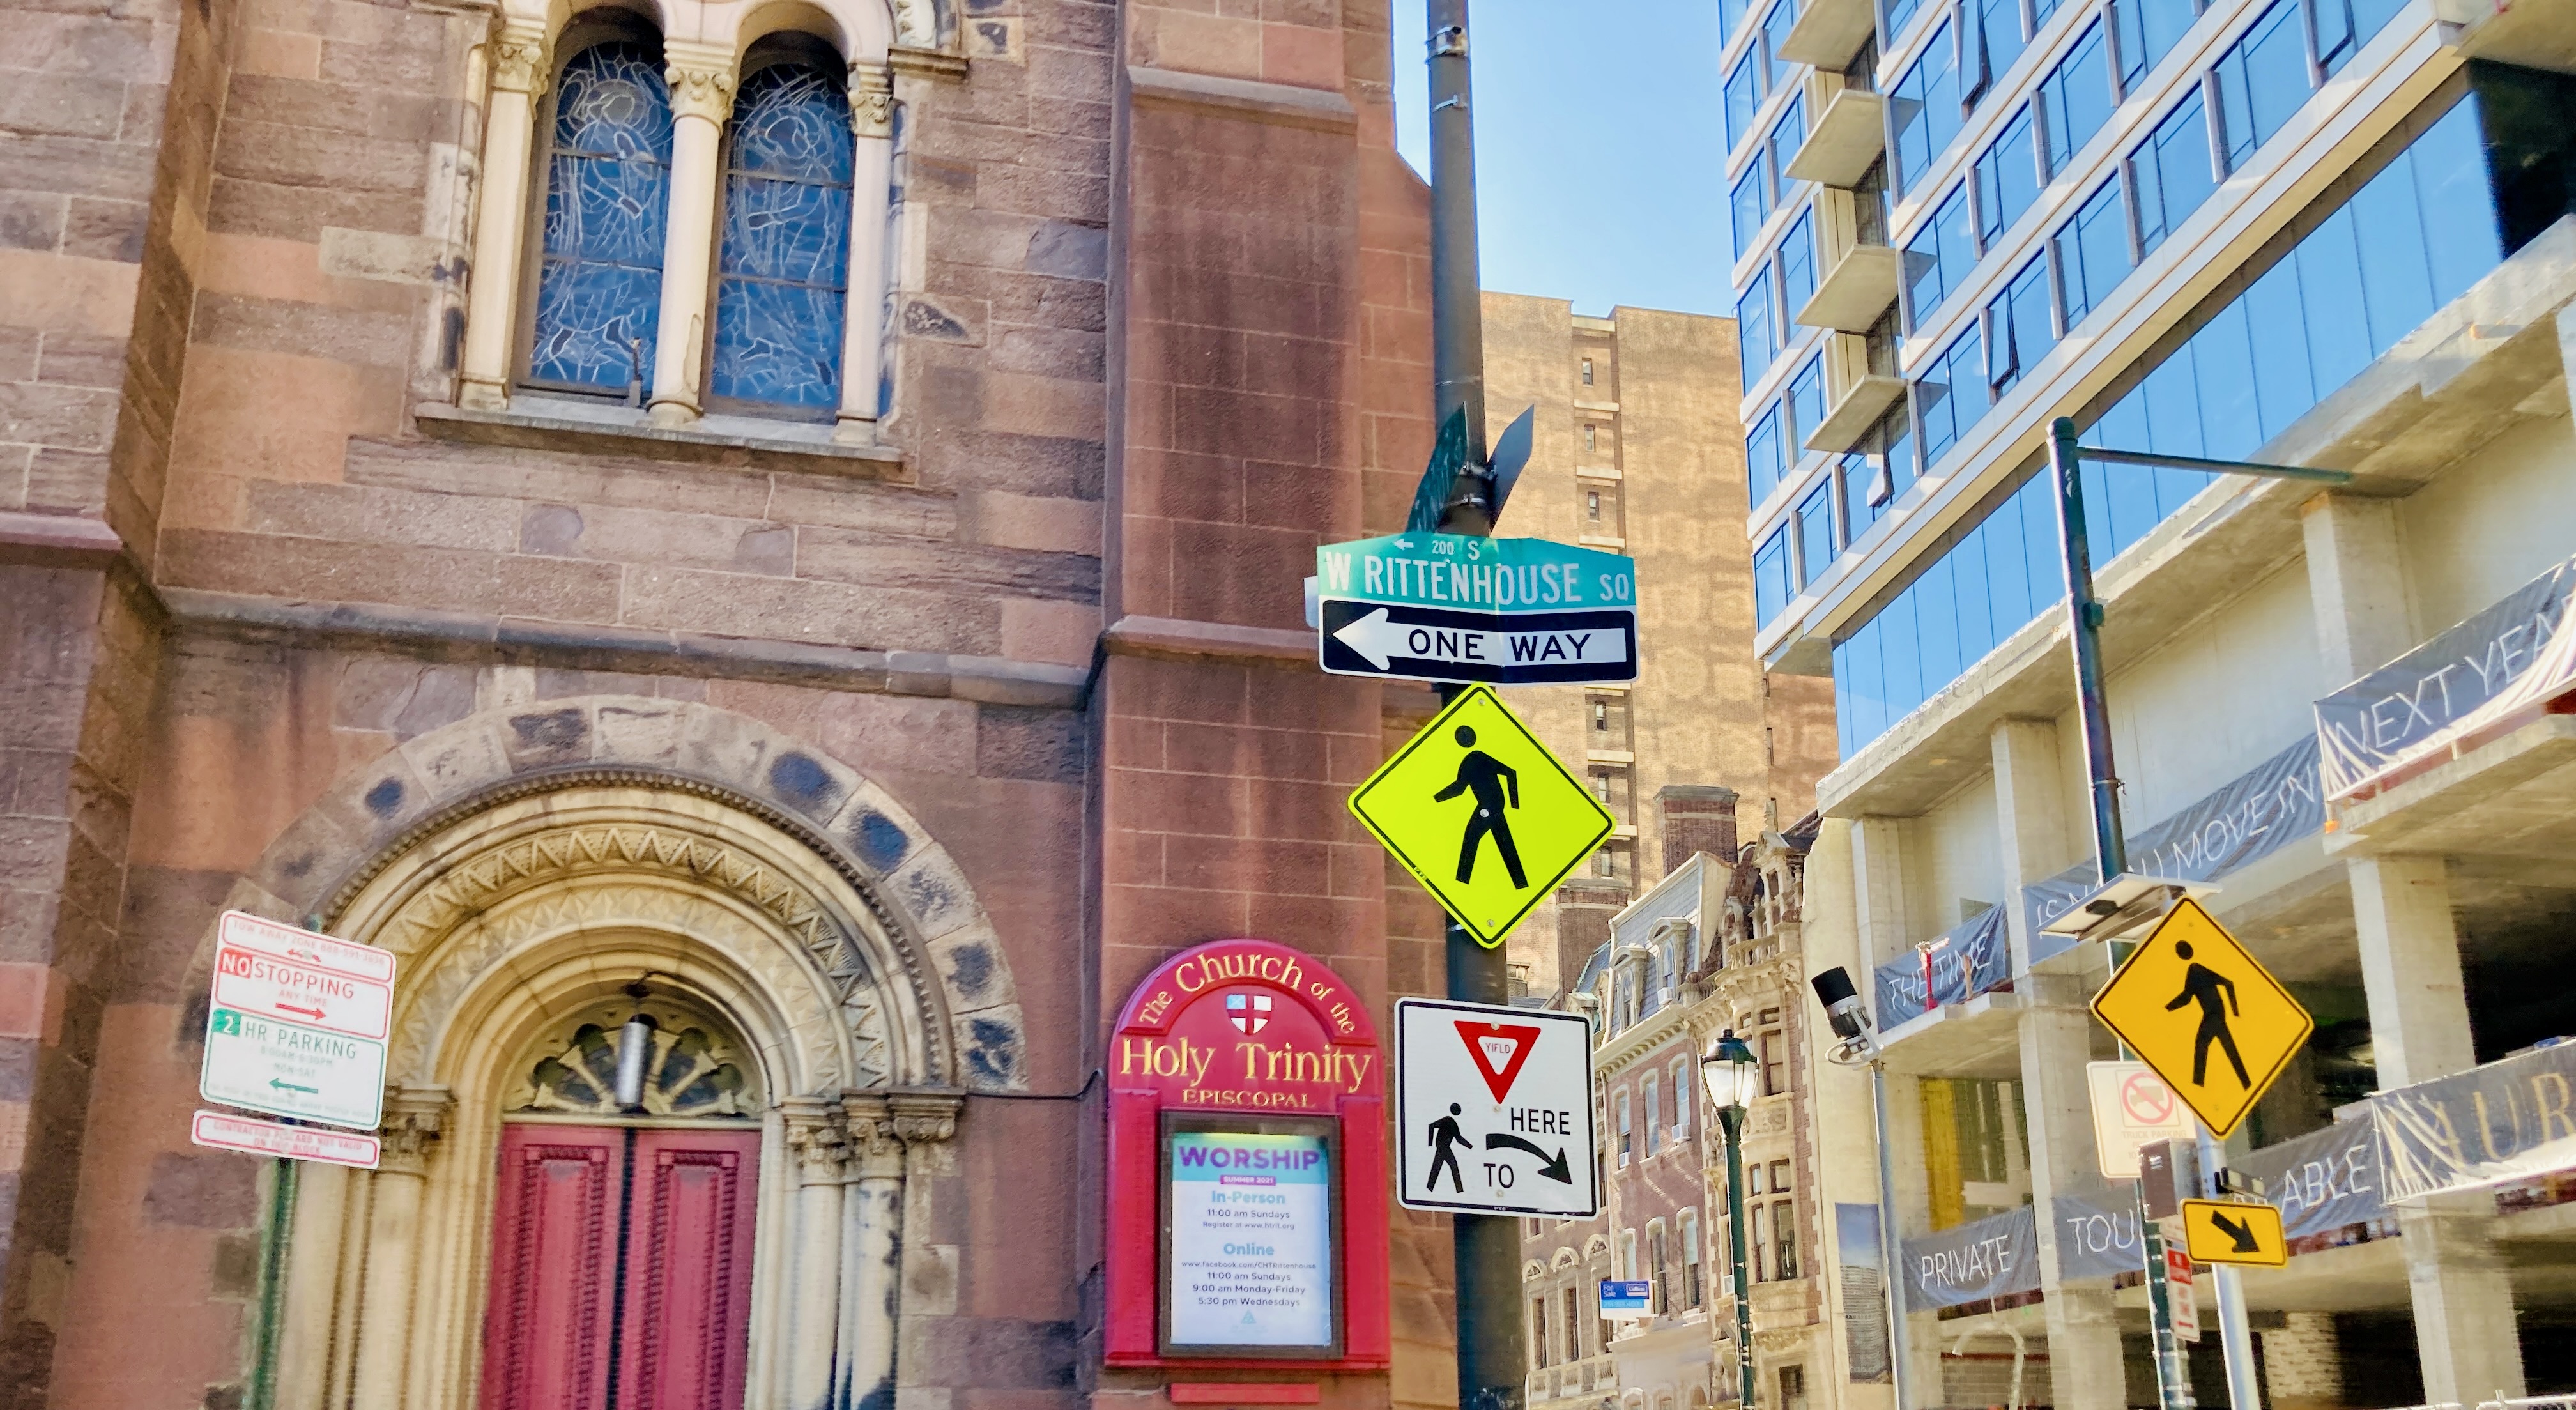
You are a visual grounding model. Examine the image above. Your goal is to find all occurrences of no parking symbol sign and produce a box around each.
[2087,1061,2198,1179]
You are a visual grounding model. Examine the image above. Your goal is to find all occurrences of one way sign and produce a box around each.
[1322,601,1636,685]
[1396,998,1598,1216]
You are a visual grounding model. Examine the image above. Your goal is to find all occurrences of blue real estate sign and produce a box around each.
[1315,533,1638,686]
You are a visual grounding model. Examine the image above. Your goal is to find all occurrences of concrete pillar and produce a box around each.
[1991,719,2125,1410]
[348,1093,447,1410]
[2349,855,2526,1402]
[1851,816,1907,981]
[649,43,737,426]
[458,20,549,410]
[839,1094,915,1410]
[784,1098,849,1410]
[2301,492,2414,687]
[836,64,894,442]
[272,1161,350,1410]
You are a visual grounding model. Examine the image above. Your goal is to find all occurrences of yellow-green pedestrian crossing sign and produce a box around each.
[1349,685,1615,948]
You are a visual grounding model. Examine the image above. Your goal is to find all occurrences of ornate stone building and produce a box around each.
[0,1,1461,1407]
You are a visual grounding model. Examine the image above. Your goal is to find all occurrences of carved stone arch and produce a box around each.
[217,694,1024,1093]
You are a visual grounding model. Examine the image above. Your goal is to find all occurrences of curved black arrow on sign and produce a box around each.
[1483,1133,1572,1183]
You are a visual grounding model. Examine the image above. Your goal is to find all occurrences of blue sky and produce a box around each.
[1392,1,1731,318]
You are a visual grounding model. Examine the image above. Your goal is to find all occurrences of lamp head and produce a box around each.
[1699,1029,1761,1113]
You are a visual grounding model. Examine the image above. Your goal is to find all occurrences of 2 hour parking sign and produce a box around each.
[1395,998,1598,1217]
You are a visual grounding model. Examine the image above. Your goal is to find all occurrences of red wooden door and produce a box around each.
[616,1130,760,1410]
[483,1128,624,1410]
[480,1124,761,1410]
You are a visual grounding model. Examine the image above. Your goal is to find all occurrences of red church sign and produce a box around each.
[1105,939,1390,1370]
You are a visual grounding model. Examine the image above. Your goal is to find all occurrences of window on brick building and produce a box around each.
[1679,1209,1703,1307]
[1531,1297,1549,1367]
[1758,1008,1786,1094]
[708,43,858,417]
[1772,1200,1800,1279]
[1670,1058,1692,1138]
[1648,1222,1671,1314]
[1567,1285,1583,1358]
[1618,1089,1633,1165]
[1581,357,1595,385]
[1643,1074,1662,1154]
[527,38,676,397]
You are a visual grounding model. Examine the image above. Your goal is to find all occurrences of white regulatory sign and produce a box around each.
[2086,1061,2199,1180]
[1395,998,1598,1217]
[199,911,394,1131]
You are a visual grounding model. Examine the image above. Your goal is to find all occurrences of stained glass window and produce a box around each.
[529,43,672,395]
[712,64,854,415]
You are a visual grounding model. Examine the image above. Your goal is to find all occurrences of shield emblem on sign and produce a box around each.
[1227,992,1272,1034]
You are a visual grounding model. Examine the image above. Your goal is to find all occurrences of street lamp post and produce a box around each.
[1701,1031,1762,1409]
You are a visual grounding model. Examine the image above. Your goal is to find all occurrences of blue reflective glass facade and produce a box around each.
[1975,106,2041,246]
[530,43,673,394]
[2113,0,2195,86]
[2054,178,2129,326]
[1796,484,1837,587]
[1731,169,1772,261]
[1986,255,2054,395]
[1740,282,1777,388]
[1756,532,1793,626]
[1890,23,1961,196]
[2039,22,2112,174]
[1788,356,1827,450]
[1781,211,1818,320]
[1830,95,2508,758]
[2132,89,2218,257]
[1903,184,1975,328]
[1749,404,1787,506]
[711,64,854,415]
[2214,0,2308,171]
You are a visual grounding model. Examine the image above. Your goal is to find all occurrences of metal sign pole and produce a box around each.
[2196,1126,2262,1410]
[1426,8,1519,1410]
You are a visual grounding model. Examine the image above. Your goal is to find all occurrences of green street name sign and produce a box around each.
[1315,533,1636,613]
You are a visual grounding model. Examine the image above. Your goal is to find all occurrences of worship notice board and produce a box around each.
[1160,1115,1342,1360]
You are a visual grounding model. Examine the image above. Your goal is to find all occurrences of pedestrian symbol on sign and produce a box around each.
[1427,1103,1470,1193]
[2164,941,2250,1088]
[2090,900,2312,1138]
[1436,726,1526,888]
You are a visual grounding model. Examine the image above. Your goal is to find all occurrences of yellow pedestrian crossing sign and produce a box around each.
[1349,685,1614,948]
[2180,1199,2288,1267]
[2090,898,2312,1139]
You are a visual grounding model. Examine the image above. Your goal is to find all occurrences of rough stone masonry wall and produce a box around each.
[0,0,240,1390]
[1091,2,1449,1408]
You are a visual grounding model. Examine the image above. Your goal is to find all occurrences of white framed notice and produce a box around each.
[1160,1114,1340,1358]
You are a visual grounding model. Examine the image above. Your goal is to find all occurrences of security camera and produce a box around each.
[1810,967,1870,1042]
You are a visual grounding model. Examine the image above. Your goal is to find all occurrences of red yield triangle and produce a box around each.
[1454,1021,1544,1104]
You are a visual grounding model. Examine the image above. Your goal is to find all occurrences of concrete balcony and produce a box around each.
[1794,187,1899,332]
[1784,71,1886,190]
[1802,330,1904,454]
[1776,0,1875,68]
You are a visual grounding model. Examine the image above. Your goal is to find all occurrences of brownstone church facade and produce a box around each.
[0,1,1483,1407]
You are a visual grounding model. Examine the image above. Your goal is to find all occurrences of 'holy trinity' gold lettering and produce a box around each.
[1235,1041,1373,1094]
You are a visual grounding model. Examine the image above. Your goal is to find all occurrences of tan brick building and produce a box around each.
[0,2,1477,1408]
[1474,298,1836,1004]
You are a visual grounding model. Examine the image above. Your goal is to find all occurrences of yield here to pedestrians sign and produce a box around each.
[2090,898,2312,1139]
[1316,533,1637,686]
[1395,999,1598,1217]
[1349,685,1616,947]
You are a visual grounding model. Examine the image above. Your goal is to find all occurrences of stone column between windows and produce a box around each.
[837,63,894,441]
[348,1089,450,1410]
[1990,718,2125,1410]
[2350,855,2527,1402]
[1848,818,1940,1398]
[2304,490,2526,1399]
[458,20,549,410]
[783,1096,850,1410]
[650,43,738,427]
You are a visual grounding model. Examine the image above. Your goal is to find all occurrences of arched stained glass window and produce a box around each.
[711,63,854,416]
[528,42,673,394]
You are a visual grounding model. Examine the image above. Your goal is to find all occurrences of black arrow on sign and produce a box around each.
[2208,1209,2262,1254]
[1483,1133,1572,1183]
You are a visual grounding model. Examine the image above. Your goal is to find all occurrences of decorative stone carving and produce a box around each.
[849,65,894,139]
[666,61,738,123]
[489,24,549,96]
[885,1091,961,1146]
[893,0,935,47]
[841,1092,905,1179]
[783,1096,849,1183]
[377,1087,453,1176]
